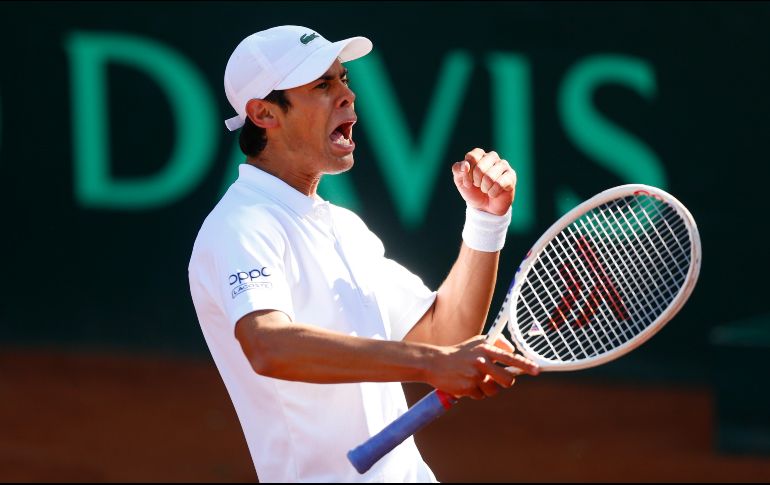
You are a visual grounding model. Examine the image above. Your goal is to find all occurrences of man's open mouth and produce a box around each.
[329,121,355,148]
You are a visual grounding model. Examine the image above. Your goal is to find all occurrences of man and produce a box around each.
[188,25,539,483]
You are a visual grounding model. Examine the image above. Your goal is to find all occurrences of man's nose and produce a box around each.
[338,84,356,108]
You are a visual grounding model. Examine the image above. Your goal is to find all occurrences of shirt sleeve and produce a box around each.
[210,223,296,327]
[376,256,437,342]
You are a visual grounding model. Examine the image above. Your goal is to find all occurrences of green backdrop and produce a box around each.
[2,1,769,384]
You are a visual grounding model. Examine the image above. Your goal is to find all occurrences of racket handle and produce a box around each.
[347,389,457,474]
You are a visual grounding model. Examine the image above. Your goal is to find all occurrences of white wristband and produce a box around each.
[461,205,512,252]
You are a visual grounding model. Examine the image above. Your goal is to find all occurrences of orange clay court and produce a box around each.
[2,347,769,482]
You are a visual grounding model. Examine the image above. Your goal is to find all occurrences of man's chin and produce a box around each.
[324,154,355,175]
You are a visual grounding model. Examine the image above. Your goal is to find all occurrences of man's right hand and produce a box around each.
[425,335,539,400]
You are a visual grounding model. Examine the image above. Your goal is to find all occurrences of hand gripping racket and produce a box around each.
[348,184,702,474]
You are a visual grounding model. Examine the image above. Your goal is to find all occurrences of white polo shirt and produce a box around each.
[188,164,438,483]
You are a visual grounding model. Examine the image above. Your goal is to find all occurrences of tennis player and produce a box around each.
[188,25,539,483]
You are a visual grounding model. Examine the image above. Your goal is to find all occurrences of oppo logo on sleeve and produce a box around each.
[228,267,273,298]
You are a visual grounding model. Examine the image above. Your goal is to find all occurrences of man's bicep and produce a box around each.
[401,300,437,344]
[234,309,293,365]
[235,308,292,337]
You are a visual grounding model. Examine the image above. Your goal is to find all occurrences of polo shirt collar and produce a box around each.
[236,163,326,217]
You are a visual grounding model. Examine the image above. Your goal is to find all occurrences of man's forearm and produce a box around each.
[236,314,440,384]
[406,242,499,346]
[235,308,538,398]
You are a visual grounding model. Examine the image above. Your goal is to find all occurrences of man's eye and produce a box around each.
[341,78,349,85]
[316,82,328,89]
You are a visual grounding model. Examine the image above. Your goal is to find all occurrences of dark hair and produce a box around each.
[239,90,292,157]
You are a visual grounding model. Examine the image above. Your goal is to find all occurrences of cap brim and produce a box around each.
[275,36,372,90]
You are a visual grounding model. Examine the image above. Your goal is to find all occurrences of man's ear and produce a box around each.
[246,99,279,129]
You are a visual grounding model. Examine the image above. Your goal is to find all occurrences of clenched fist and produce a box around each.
[452,148,516,216]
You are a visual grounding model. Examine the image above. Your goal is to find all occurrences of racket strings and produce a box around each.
[616,200,687,290]
[522,231,637,360]
[564,195,674,346]
[516,194,692,362]
[589,200,686,308]
[571,217,662,332]
[530,239,620,357]
[520,200,686,339]
[555,200,686,349]
[525,199,675,335]
[538,196,688,359]
[554,225,639,344]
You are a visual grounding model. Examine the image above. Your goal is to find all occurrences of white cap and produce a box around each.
[223,25,373,131]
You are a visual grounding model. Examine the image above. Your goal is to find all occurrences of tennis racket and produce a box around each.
[348,184,702,474]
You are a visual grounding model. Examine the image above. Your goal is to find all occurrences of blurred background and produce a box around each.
[1,1,770,482]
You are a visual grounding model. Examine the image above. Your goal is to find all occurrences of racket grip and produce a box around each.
[347,389,457,474]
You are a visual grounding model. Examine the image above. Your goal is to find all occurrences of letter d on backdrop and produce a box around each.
[66,32,217,210]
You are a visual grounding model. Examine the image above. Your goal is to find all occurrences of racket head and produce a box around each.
[506,184,701,371]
